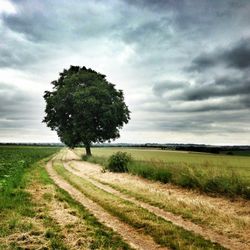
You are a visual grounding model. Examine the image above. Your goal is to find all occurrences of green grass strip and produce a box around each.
[0,159,68,250]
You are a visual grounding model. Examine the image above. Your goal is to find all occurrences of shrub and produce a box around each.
[107,152,132,172]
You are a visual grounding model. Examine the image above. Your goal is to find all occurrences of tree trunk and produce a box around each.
[85,144,92,156]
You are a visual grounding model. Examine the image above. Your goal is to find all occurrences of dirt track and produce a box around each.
[47,155,167,250]
[46,149,250,250]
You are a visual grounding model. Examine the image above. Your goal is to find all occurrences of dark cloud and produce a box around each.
[153,76,250,101]
[130,109,250,134]
[183,77,250,101]
[188,38,250,71]
[222,39,250,69]
[153,117,250,133]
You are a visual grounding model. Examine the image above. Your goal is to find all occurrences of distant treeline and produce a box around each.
[92,143,250,155]
[1,142,250,155]
[0,143,64,147]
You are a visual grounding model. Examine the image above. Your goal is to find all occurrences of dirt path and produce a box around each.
[49,149,250,249]
[65,162,247,250]
[64,149,250,250]
[46,158,167,250]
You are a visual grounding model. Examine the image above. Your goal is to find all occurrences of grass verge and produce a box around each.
[0,158,67,250]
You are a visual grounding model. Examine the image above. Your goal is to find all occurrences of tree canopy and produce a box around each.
[43,66,130,155]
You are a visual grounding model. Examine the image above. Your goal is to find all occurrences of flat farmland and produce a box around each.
[1,147,250,249]
[74,147,250,199]
[86,147,250,181]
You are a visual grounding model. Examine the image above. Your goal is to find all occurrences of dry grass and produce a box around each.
[71,159,250,245]
[54,161,226,250]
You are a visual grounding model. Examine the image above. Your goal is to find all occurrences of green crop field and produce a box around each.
[76,147,250,198]
[0,146,59,190]
[89,147,250,180]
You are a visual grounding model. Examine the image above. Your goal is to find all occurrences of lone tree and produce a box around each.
[43,66,130,155]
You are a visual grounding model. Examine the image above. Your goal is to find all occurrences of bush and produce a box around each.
[107,152,132,172]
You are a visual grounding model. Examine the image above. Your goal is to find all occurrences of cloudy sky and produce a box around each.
[0,0,250,145]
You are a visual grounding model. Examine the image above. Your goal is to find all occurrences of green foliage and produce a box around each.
[43,66,130,154]
[0,146,59,216]
[107,152,132,172]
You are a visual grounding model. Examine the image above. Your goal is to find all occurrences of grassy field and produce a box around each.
[0,146,130,249]
[76,147,250,198]
[0,146,60,190]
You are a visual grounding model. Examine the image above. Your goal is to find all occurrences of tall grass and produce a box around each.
[83,154,250,199]
[128,160,250,198]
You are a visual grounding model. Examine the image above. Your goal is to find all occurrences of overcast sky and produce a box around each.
[0,0,250,145]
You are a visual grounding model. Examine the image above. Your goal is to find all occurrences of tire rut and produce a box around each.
[46,159,167,250]
[62,150,248,250]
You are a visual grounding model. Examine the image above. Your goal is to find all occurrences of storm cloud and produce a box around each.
[188,38,250,72]
[0,0,250,144]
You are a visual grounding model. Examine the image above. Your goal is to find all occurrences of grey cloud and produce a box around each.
[121,17,173,48]
[131,109,250,134]
[4,0,120,43]
[222,39,250,69]
[183,77,250,101]
[146,79,250,125]
[3,1,73,42]
[0,84,42,128]
[0,41,45,68]
[152,76,250,102]
[153,118,250,134]
[188,38,250,71]
[153,80,188,97]
[1,0,250,143]
[124,0,182,10]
